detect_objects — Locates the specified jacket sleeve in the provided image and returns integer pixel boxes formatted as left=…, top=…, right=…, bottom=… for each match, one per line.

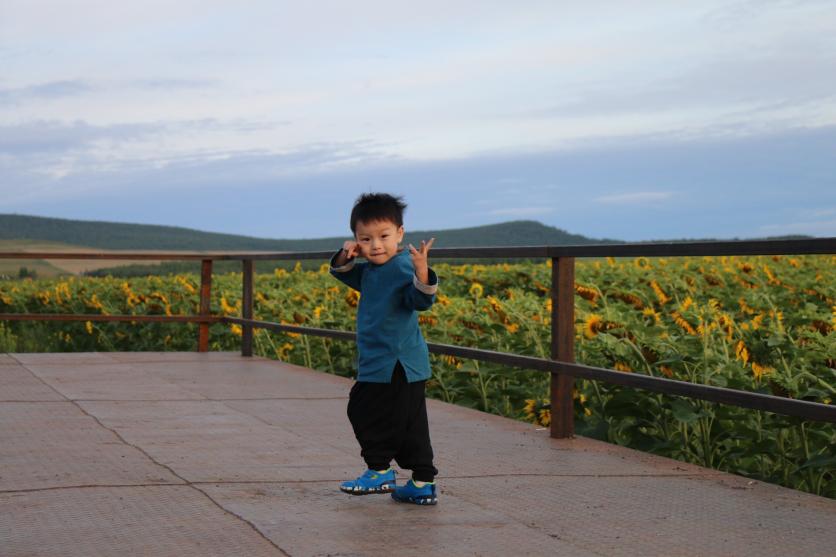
left=329, top=250, right=364, bottom=292
left=402, top=267, right=438, bottom=311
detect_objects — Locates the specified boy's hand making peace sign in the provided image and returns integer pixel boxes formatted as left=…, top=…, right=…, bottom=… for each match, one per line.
left=408, top=238, right=435, bottom=285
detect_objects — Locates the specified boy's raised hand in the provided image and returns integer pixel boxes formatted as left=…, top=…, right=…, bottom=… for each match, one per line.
left=337, top=241, right=359, bottom=265
left=408, top=238, right=435, bottom=284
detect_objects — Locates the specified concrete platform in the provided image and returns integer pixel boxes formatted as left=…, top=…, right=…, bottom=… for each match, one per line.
left=1, top=352, right=834, bottom=556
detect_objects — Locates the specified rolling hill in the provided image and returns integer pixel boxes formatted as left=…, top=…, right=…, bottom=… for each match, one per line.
left=0, top=213, right=811, bottom=278
left=0, top=214, right=617, bottom=251
left=0, top=214, right=620, bottom=277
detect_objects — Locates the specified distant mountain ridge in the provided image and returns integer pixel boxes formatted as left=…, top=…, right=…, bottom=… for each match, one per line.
left=0, top=214, right=618, bottom=251
left=0, top=214, right=813, bottom=255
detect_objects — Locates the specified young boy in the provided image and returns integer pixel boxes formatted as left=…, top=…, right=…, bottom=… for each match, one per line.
left=330, top=192, right=439, bottom=505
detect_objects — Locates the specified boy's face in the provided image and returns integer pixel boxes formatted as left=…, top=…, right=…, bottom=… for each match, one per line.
left=354, top=219, right=404, bottom=265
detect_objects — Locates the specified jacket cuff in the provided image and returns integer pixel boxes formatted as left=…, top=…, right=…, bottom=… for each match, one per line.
left=413, top=268, right=438, bottom=295
left=330, top=250, right=356, bottom=273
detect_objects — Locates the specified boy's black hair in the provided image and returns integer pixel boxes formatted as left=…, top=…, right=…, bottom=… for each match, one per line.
left=350, top=193, right=407, bottom=233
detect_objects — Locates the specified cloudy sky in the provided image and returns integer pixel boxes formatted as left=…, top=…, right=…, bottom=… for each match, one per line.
left=1, top=0, right=835, bottom=242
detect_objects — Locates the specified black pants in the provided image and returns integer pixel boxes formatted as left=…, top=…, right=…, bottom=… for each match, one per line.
left=347, top=361, right=438, bottom=482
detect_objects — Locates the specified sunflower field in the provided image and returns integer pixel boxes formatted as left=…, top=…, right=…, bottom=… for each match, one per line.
left=1, top=254, right=834, bottom=497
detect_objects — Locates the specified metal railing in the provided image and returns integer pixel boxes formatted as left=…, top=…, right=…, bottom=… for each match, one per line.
left=2, top=237, right=835, bottom=437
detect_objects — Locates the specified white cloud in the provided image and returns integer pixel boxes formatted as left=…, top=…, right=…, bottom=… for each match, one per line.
left=594, top=191, right=674, bottom=204
left=3, top=0, right=834, bottom=162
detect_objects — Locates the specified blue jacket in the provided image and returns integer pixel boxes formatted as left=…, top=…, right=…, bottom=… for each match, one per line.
left=330, top=249, right=438, bottom=382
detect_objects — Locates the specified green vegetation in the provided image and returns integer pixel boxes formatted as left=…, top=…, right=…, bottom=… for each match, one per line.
left=0, top=214, right=617, bottom=251
left=0, top=215, right=622, bottom=277
left=0, top=214, right=813, bottom=280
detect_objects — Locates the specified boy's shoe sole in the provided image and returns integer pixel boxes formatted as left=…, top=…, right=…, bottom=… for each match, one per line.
left=391, top=492, right=438, bottom=505
left=339, top=483, right=395, bottom=495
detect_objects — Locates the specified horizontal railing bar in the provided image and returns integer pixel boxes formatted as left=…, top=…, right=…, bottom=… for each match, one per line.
left=223, top=318, right=836, bottom=423
left=250, top=251, right=341, bottom=261
left=428, top=238, right=835, bottom=259
left=0, top=251, right=299, bottom=261
left=547, top=238, right=835, bottom=258
left=0, top=237, right=832, bottom=261
left=554, top=362, right=833, bottom=421
left=223, top=317, right=356, bottom=341
left=424, top=344, right=836, bottom=423
left=0, top=313, right=222, bottom=324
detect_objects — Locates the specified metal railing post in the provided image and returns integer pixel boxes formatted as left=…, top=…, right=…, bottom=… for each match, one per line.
left=198, top=259, right=213, bottom=352
left=550, top=256, right=576, bottom=438
left=242, top=259, right=254, bottom=357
